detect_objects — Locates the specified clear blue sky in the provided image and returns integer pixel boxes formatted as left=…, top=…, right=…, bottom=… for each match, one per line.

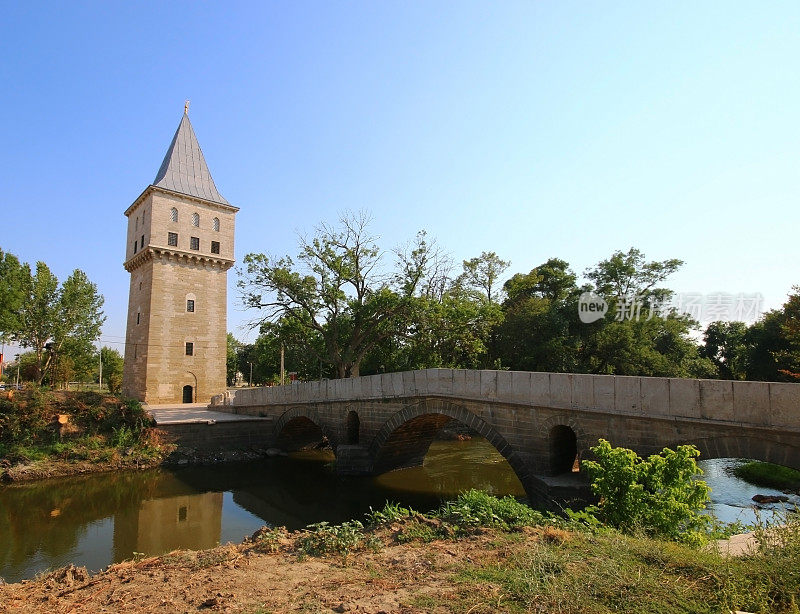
left=1, top=2, right=798, bottom=353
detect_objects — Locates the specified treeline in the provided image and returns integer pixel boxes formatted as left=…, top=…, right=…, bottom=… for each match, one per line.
left=232, top=213, right=799, bottom=384
left=0, top=248, right=122, bottom=390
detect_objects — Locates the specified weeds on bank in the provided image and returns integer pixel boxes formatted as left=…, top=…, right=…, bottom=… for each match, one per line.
left=251, top=526, right=288, bottom=553
left=365, top=501, right=414, bottom=525
left=367, top=491, right=562, bottom=544
left=0, top=390, right=166, bottom=466
left=436, top=489, right=549, bottom=532
left=296, top=520, right=381, bottom=563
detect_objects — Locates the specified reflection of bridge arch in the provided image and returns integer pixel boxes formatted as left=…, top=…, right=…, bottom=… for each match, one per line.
left=679, top=436, right=800, bottom=469
left=368, top=399, right=531, bottom=489
left=274, top=407, right=337, bottom=452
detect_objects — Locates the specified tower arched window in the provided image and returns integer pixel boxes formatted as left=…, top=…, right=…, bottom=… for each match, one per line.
left=192, top=213, right=200, bottom=227
left=170, top=207, right=178, bottom=223
left=212, top=217, right=220, bottom=232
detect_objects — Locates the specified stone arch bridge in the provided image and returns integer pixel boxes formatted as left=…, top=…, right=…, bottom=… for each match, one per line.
left=211, top=369, right=800, bottom=502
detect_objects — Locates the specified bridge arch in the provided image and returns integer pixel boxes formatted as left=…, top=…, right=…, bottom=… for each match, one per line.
left=368, top=399, right=530, bottom=489
left=677, top=435, right=800, bottom=470
left=538, top=415, right=592, bottom=476
left=274, top=406, right=337, bottom=452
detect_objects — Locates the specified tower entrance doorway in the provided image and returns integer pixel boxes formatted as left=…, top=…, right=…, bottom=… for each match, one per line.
left=182, top=385, right=193, bottom=403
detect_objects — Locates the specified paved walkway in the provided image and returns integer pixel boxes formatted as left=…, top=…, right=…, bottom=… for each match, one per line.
left=145, top=403, right=270, bottom=425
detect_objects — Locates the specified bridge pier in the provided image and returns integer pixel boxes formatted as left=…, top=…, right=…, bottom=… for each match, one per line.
left=335, top=445, right=372, bottom=475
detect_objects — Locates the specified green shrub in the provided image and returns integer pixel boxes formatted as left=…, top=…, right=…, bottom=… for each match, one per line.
left=435, top=490, right=548, bottom=531
left=0, top=394, right=50, bottom=446
left=296, top=520, right=369, bottom=562
left=366, top=501, right=414, bottom=526
left=111, top=425, right=138, bottom=449
left=253, top=526, right=288, bottom=553
left=581, top=439, right=711, bottom=544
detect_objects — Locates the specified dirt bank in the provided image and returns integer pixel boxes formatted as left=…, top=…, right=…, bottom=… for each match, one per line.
left=1, top=517, right=795, bottom=614
left=0, top=525, right=575, bottom=613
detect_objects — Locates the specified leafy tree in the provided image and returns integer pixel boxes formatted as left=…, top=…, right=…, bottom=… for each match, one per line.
left=16, top=263, right=105, bottom=385
left=100, top=346, right=124, bottom=394
left=582, top=439, right=711, bottom=544
left=53, top=336, right=97, bottom=387
left=585, top=247, right=683, bottom=304
left=239, top=212, right=437, bottom=378
left=455, top=251, right=510, bottom=304
left=0, top=248, right=29, bottom=341
left=226, top=333, right=240, bottom=386
left=580, top=249, right=715, bottom=377
left=583, top=316, right=717, bottom=378
left=701, top=321, right=748, bottom=380
left=492, top=251, right=715, bottom=378
left=741, top=286, right=800, bottom=381
left=13, top=352, right=39, bottom=383
left=364, top=287, right=503, bottom=373
left=490, top=259, right=583, bottom=372
left=777, top=286, right=800, bottom=380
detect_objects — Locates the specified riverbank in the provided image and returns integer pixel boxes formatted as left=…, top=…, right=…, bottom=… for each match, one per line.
left=2, top=498, right=798, bottom=613
left=0, top=389, right=281, bottom=484
left=0, top=444, right=278, bottom=483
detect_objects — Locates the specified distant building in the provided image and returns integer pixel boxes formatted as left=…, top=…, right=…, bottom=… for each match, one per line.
left=122, top=110, right=238, bottom=404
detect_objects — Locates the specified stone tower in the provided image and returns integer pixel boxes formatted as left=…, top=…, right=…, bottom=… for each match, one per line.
left=122, top=111, right=238, bottom=404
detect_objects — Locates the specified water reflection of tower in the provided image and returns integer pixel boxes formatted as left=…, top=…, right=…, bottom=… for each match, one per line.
left=112, top=492, right=223, bottom=560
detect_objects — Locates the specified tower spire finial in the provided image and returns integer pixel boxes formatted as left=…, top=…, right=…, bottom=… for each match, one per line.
left=184, top=100, right=190, bottom=114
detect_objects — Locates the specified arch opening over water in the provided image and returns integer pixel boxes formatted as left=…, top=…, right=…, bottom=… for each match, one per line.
left=275, top=416, right=326, bottom=452
left=549, top=425, right=578, bottom=475
left=369, top=400, right=531, bottom=497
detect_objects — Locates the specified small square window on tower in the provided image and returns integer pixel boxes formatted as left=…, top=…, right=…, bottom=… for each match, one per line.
left=168, top=232, right=178, bottom=246
left=190, top=236, right=200, bottom=250
left=185, top=342, right=194, bottom=356
left=211, top=241, right=220, bottom=254
left=187, top=299, right=195, bottom=312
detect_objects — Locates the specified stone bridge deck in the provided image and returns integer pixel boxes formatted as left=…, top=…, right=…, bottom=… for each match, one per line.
left=211, top=369, right=800, bottom=503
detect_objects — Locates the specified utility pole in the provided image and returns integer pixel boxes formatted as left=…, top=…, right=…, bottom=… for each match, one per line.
left=248, top=361, right=253, bottom=387
left=14, top=354, right=19, bottom=388
left=280, top=343, right=285, bottom=386
left=98, top=347, right=103, bottom=392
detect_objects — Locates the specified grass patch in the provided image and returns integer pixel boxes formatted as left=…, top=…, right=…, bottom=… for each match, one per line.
left=734, top=461, right=800, bottom=490
left=443, top=528, right=800, bottom=613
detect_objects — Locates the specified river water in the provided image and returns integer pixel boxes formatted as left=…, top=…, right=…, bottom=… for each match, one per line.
left=0, top=441, right=794, bottom=583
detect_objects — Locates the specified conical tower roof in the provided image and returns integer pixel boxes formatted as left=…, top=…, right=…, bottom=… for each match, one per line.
left=152, top=113, right=230, bottom=206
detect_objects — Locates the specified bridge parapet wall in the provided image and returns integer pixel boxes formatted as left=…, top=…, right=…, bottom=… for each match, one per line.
left=226, top=369, right=800, bottom=430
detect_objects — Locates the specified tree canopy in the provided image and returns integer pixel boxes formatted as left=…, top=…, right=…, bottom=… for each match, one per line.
left=236, top=220, right=796, bottom=384
left=239, top=212, right=452, bottom=378
left=0, top=249, right=106, bottom=386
